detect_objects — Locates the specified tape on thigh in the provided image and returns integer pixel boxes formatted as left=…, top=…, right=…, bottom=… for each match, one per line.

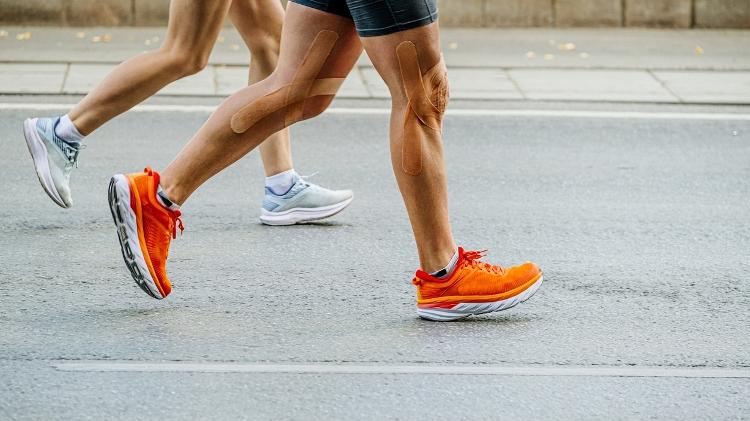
left=230, top=30, right=344, bottom=134
left=396, top=41, right=449, bottom=176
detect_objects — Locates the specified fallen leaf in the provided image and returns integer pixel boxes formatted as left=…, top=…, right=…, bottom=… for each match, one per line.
left=579, top=52, right=590, bottom=59
left=544, top=53, right=555, bottom=60
left=695, top=46, right=704, bottom=55
left=91, top=36, right=101, bottom=43
left=16, top=32, right=32, bottom=41
left=229, top=43, right=240, bottom=51
left=144, top=39, right=152, bottom=46
left=75, top=31, right=86, bottom=39
left=526, top=51, right=536, bottom=59
left=0, top=30, right=8, bottom=37
left=558, top=42, right=576, bottom=51
left=102, top=34, right=112, bottom=43
left=448, top=42, right=458, bottom=50
left=217, top=36, right=225, bottom=43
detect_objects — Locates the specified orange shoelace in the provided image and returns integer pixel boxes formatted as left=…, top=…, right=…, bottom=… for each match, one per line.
left=462, top=249, right=505, bottom=275
left=143, top=167, right=185, bottom=239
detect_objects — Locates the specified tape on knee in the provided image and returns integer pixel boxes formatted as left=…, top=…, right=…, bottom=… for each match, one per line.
left=396, top=41, right=449, bottom=176
left=230, top=30, right=344, bottom=134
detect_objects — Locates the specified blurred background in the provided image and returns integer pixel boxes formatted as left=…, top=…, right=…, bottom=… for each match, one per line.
left=0, top=0, right=748, bottom=28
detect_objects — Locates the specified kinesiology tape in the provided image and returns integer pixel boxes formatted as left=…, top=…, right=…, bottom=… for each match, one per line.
left=230, top=30, right=344, bottom=134
left=396, top=41, right=449, bottom=176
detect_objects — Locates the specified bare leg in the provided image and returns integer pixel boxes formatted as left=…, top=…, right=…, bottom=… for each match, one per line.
left=160, top=4, right=362, bottom=202
left=67, top=0, right=232, bottom=134
left=229, top=0, right=294, bottom=176
left=360, top=24, right=456, bottom=273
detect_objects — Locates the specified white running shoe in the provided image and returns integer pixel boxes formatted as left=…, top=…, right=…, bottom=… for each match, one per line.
left=23, top=117, right=81, bottom=208
left=260, top=175, right=353, bottom=226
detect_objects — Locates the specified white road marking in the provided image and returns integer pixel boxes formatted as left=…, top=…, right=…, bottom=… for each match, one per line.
left=1, top=102, right=750, bottom=120
left=52, top=361, right=750, bottom=378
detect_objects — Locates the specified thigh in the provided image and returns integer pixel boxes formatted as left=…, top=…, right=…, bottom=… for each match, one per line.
left=346, top=0, right=437, bottom=37
left=162, top=0, right=233, bottom=53
left=274, top=2, right=361, bottom=82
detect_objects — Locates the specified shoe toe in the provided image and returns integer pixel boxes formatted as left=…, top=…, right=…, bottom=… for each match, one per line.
left=508, top=261, right=541, bottom=282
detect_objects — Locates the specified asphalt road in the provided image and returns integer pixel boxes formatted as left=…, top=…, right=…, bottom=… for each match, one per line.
left=1, top=97, right=749, bottom=420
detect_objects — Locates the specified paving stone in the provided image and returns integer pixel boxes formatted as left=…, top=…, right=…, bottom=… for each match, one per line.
left=555, top=0, right=623, bottom=27
left=653, top=70, right=750, bottom=103
left=0, top=63, right=66, bottom=94
left=485, top=0, right=553, bottom=27
left=66, top=0, right=131, bottom=26
left=215, top=65, right=248, bottom=96
left=134, top=0, right=169, bottom=26
left=0, top=0, right=64, bottom=25
left=625, top=0, right=691, bottom=28
left=694, top=0, right=750, bottom=28
left=448, top=68, right=523, bottom=99
left=437, top=0, right=483, bottom=27
left=508, top=68, right=677, bottom=102
left=63, top=63, right=111, bottom=94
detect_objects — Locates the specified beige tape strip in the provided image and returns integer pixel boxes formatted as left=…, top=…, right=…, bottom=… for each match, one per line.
left=396, top=41, right=446, bottom=176
left=230, top=30, right=342, bottom=134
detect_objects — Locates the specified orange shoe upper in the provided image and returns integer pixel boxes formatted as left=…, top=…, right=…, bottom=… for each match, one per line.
left=127, top=167, right=183, bottom=298
left=412, top=247, right=541, bottom=304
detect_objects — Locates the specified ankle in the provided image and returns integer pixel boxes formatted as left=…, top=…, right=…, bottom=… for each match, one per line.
left=420, top=245, right=458, bottom=274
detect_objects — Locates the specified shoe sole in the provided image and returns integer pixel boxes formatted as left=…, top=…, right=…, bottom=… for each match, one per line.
left=108, top=175, right=164, bottom=299
left=416, top=273, right=544, bottom=321
left=23, top=118, right=68, bottom=208
left=259, top=196, right=353, bottom=226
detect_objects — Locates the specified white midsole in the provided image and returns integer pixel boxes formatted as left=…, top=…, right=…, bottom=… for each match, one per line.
left=23, top=118, right=65, bottom=207
left=259, top=196, right=353, bottom=225
left=416, top=275, right=544, bottom=321
left=111, top=174, right=162, bottom=298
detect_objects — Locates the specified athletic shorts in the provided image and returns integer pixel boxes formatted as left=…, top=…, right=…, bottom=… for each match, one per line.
left=289, top=0, right=438, bottom=37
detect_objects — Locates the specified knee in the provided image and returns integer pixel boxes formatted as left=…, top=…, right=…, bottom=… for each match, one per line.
left=301, top=95, right=334, bottom=121
left=163, top=48, right=210, bottom=77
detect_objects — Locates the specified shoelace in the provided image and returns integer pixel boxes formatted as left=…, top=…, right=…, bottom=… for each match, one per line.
left=62, top=143, right=84, bottom=169
left=463, top=249, right=505, bottom=275
left=143, top=166, right=185, bottom=239
left=170, top=210, right=185, bottom=239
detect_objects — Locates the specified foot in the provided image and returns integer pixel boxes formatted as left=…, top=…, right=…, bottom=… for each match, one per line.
left=412, top=247, right=543, bottom=321
left=108, top=167, right=183, bottom=299
left=260, top=175, right=353, bottom=226
left=22, top=117, right=82, bottom=208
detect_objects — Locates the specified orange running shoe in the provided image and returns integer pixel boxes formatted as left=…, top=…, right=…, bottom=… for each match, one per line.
left=108, top=167, right=183, bottom=299
left=412, top=247, right=543, bottom=321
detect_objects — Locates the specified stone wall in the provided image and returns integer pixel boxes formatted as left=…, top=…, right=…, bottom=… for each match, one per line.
left=0, top=0, right=748, bottom=28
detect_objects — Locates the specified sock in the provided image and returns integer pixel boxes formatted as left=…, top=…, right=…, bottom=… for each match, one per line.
left=54, top=114, right=84, bottom=145
left=156, top=185, right=180, bottom=211
left=430, top=250, right=459, bottom=279
left=265, top=169, right=298, bottom=195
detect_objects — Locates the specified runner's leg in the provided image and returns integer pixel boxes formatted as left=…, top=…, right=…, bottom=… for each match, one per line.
left=159, top=4, right=362, bottom=204
left=68, top=0, right=232, bottom=134
left=359, top=24, right=455, bottom=273
left=228, top=0, right=293, bottom=177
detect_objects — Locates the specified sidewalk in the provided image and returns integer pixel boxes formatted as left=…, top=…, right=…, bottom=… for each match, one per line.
left=1, top=27, right=749, bottom=103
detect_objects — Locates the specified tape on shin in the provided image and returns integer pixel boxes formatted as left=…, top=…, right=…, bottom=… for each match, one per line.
left=230, top=30, right=344, bottom=134
left=396, top=41, right=449, bottom=176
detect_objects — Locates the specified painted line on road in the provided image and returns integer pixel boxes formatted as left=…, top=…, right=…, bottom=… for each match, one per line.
left=52, top=361, right=750, bottom=378
left=2, top=102, right=750, bottom=120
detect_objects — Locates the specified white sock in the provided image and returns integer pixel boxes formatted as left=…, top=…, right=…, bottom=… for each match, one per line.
left=265, top=169, right=298, bottom=195
left=156, top=185, right=180, bottom=211
left=54, top=114, right=85, bottom=145
left=430, top=250, right=459, bottom=279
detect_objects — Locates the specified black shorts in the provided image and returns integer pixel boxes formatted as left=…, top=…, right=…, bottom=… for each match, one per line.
left=289, top=0, right=438, bottom=37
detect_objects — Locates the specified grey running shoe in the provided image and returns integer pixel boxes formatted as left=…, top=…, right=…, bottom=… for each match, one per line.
left=260, top=175, right=353, bottom=226
left=23, top=117, right=81, bottom=208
